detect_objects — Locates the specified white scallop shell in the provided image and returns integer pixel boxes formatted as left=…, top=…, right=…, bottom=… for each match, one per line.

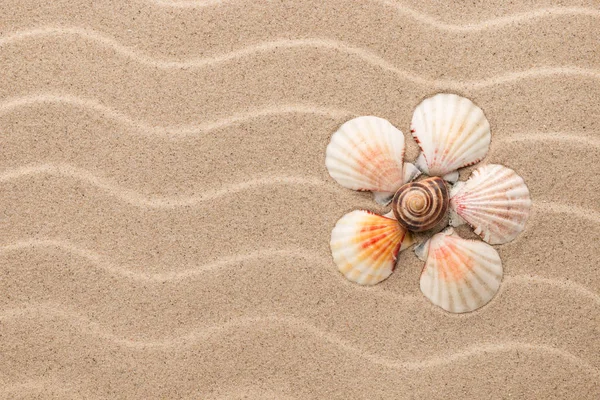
left=326, top=116, right=406, bottom=205
left=450, top=164, right=531, bottom=244
left=419, top=228, right=502, bottom=313
left=411, top=93, right=491, bottom=178
left=330, top=210, right=413, bottom=285
left=402, top=162, right=422, bottom=184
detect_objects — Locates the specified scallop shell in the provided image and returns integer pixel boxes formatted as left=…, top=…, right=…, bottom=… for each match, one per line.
left=326, top=116, right=406, bottom=205
left=419, top=228, right=503, bottom=313
left=402, top=162, right=422, bottom=184
left=411, top=94, right=491, bottom=178
left=392, top=177, right=449, bottom=232
left=450, top=164, right=531, bottom=244
left=330, top=210, right=414, bottom=285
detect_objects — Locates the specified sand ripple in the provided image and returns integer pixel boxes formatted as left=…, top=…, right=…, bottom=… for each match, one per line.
left=1, top=303, right=598, bottom=378
left=2, top=28, right=600, bottom=89
left=2, top=239, right=598, bottom=309
left=1, top=0, right=599, bottom=397
left=153, top=0, right=600, bottom=33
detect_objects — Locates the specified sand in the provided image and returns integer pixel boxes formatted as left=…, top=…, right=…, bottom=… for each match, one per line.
left=0, top=0, right=599, bottom=398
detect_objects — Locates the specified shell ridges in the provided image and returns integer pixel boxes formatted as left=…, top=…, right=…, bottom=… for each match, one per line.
left=330, top=210, right=413, bottom=285
left=326, top=116, right=405, bottom=204
left=411, top=94, right=491, bottom=177
left=419, top=228, right=503, bottom=313
left=450, top=164, right=532, bottom=244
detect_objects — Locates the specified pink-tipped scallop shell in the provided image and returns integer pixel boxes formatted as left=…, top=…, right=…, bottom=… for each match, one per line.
left=330, top=210, right=414, bottom=285
left=449, top=164, right=532, bottom=245
left=419, top=228, right=503, bottom=313
left=411, top=94, right=491, bottom=179
left=326, top=116, right=408, bottom=205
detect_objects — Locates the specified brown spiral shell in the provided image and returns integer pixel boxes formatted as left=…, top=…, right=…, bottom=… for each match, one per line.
left=392, top=177, right=449, bottom=232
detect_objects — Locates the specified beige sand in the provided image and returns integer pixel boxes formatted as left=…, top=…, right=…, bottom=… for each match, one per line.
left=0, top=0, right=599, bottom=398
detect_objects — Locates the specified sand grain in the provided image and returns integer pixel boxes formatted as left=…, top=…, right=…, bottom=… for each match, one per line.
left=1, top=0, right=599, bottom=398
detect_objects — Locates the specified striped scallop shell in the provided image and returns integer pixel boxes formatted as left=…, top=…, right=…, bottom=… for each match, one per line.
left=326, top=116, right=407, bottom=205
left=330, top=210, right=413, bottom=285
left=419, top=228, right=503, bottom=313
left=392, top=177, right=449, bottom=232
left=411, top=94, right=491, bottom=178
left=450, top=164, right=531, bottom=244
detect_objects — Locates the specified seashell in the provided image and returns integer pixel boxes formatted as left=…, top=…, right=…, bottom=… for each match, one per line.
left=402, top=162, right=422, bottom=184
left=413, top=237, right=430, bottom=262
left=374, top=162, right=422, bottom=204
left=392, top=177, right=449, bottom=232
left=450, top=164, right=532, bottom=244
left=330, top=210, right=414, bottom=285
left=419, top=228, right=503, bottom=313
left=411, top=93, right=491, bottom=178
left=326, top=116, right=406, bottom=205
left=448, top=181, right=467, bottom=227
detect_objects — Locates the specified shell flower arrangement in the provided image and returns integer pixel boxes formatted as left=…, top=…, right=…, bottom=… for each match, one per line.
left=326, top=94, right=532, bottom=313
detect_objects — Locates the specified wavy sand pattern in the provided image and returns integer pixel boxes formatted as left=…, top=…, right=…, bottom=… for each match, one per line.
left=0, top=0, right=599, bottom=398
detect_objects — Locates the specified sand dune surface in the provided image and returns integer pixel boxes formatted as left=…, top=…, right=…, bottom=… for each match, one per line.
left=1, top=0, right=599, bottom=398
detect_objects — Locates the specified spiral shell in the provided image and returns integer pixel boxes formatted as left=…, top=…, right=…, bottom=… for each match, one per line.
left=392, top=177, right=449, bottom=232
